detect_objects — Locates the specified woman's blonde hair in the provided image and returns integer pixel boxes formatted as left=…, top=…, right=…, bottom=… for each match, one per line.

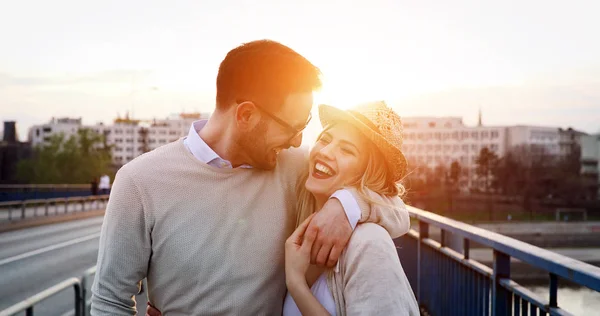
left=295, top=125, right=406, bottom=227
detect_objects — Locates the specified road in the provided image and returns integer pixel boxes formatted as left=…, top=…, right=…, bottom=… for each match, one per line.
left=0, top=216, right=147, bottom=316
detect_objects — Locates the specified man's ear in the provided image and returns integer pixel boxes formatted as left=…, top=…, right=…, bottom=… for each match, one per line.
left=235, top=101, right=260, bottom=132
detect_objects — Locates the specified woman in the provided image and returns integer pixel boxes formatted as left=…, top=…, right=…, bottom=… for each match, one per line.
left=282, top=101, right=419, bottom=315
left=146, top=101, right=418, bottom=315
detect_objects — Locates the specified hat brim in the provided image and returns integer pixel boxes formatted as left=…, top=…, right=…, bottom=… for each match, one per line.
left=318, top=104, right=408, bottom=182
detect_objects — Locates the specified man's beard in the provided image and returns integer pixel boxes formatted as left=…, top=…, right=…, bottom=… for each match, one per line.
left=236, top=119, right=277, bottom=170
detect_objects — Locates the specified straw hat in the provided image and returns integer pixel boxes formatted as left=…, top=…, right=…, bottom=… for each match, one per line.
left=318, top=101, right=407, bottom=182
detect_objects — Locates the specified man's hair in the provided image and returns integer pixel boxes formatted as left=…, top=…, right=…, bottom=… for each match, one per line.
left=216, top=39, right=322, bottom=111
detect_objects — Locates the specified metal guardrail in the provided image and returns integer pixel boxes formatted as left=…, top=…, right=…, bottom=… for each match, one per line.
left=0, top=184, right=91, bottom=190
left=0, top=195, right=109, bottom=222
left=0, top=267, right=97, bottom=316
left=0, top=184, right=102, bottom=203
left=397, top=206, right=600, bottom=316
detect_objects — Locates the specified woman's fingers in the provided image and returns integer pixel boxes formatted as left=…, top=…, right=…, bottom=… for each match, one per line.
left=301, top=221, right=318, bottom=253
left=288, top=213, right=315, bottom=245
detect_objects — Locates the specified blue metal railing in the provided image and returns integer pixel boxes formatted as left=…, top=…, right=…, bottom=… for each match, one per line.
left=396, top=206, right=600, bottom=316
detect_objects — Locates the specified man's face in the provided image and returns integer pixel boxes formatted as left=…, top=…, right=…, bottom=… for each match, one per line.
left=239, top=92, right=313, bottom=169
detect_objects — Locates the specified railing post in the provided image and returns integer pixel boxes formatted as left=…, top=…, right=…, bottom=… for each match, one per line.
left=45, top=200, right=49, bottom=216
left=65, top=198, right=69, bottom=213
left=492, top=250, right=511, bottom=316
left=26, top=306, right=33, bottom=316
left=549, top=273, right=558, bottom=308
left=21, top=201, right=26, bottom=219
left=418, top=220, right=429, bottom=303
left=74, top=282, right=83, bottom=316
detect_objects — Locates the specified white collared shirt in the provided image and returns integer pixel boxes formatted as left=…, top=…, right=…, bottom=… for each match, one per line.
left=182, top=120, right=361, bottom=228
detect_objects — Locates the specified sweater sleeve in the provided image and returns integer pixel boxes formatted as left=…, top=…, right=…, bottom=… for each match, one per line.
left=91, top=167, right=152, bottom=315
left=342, top=224, right=419, bottom=316
left=347, top=188, right=411, bottom=239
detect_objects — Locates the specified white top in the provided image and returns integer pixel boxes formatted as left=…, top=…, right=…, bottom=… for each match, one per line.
left=282, top=273, right=336, bottom=316
left=98, top=175, right=110, bottom=189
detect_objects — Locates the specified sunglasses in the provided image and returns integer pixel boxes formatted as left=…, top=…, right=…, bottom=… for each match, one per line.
left=238, top=100, right=312, bottom=140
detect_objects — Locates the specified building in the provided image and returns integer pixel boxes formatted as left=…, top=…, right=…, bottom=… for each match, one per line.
left=29, top=117, right=82, bottom=147
left=400, top=114, right=591, bottom=191
left=401, top=116, right=507, bottom=188
left=580, top=134, right=600, bottom=199
left=29, top=112, right=210, bottom=166
left=0, top=121, right=32, bottom=183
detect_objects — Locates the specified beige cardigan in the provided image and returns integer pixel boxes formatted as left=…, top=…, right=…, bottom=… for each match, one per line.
left=327, top=195, right=420, bottom=316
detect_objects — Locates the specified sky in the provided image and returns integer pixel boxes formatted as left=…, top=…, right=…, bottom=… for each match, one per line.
left=1, top=0, right=599, bottom=142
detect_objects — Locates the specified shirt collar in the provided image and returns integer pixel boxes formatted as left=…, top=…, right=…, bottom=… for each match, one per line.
left=185, top=120, right=253, bottom=169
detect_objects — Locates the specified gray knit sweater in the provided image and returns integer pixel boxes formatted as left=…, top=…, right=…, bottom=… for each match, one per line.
left=91, top=139, right=408, bottom=315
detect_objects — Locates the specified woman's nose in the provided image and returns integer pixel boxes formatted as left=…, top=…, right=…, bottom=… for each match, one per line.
left=319, top=143, right=335, bottom=159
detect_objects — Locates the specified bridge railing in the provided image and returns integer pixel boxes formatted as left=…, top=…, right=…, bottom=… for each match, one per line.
left=2, top=205, right=600, bottom=315
left=0, top=195, right=109, bottom=223
left=397, top=206, right=600, bottom=316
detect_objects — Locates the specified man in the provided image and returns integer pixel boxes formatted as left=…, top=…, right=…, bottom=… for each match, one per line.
left=91, top=40, right=409, bottom=315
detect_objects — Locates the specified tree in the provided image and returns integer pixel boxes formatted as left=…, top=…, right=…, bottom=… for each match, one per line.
left=475, top=147, right=499, bottom=193
left=449, top=161, right=462, bottom=187
left=16, top=129, right=113, bottom=184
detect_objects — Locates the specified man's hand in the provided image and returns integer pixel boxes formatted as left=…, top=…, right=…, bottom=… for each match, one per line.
left=307, top=198, right=352, bottom=267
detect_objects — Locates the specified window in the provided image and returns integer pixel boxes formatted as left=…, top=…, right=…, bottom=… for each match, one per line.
left=149, top=139, right=157, bottom=143
left=126, top=130, right=133, bottom=134
left=443, top=133, right=449, bottom=140
left=126, top=138, right=133, bottom=143
left=115, top=129, right=123, bottom=134
left=443, top=145, right=451, bottom=152
left=434, top=144, right=441, bottom=151
left=482, top=131, right=489, bottom=138
left=491, top=144, right=498, bottom=151
left=169, top=130, right=177, bottom=135
left=36, top=129, right=40, bottom=137
left=491, top=131, right=499, bottom=138
left=114, top=146, right=123, bottom=152
left=126, top=156, right=133, bottom=160
left=434, top=132, right=441, bottom=140
left=159, top=130, right=167, bottom=135
left=444, top=122, right=452, bottom=128
left=471, top=144, right=478, bottom=151
left=43, top=127, right=52, bottom=133
left=115, top=138, right=123, bottom=143
left=452, top=131, right=458, bottom=140
left=453, top=145, right=459, bottom=152
left=126, top=147, right=133, bottom=152
left=471, top=131, right=478, bottom=139
left=461, top=131, right=469, bottom=140
left=428, top=122, right=436, bottom=128
left=462, top=145, right=468, bottom=152
left=159, top=139, right=167, bottom=144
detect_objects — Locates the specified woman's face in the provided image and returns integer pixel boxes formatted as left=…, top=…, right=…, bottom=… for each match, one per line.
left=305, top=123, right=370, bottom=198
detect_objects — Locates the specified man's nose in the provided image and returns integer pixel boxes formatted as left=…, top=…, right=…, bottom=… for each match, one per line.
left=289, top=132, right=303, bottom=148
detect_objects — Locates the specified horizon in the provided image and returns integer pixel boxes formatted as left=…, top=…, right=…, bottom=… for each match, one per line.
left=2, top=0, right=600, bottom=140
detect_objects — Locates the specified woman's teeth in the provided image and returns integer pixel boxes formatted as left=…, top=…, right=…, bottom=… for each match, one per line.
left=315, top=162, right=334, bottom=176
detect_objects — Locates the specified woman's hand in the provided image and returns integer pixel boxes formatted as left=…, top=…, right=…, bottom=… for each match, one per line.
left=285, top=213, right=317, bottom=287
left=146, top=302, right=162, bottom=316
